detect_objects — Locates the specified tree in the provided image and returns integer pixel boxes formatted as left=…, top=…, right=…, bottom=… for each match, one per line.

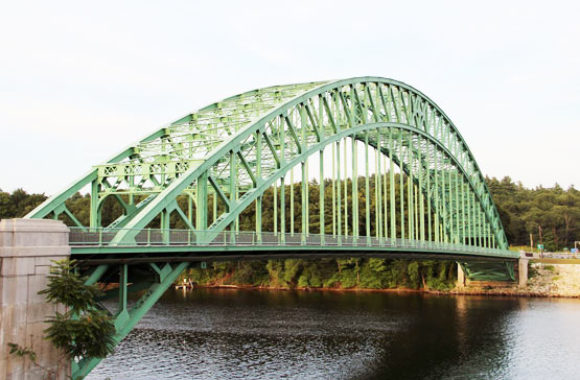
left=0, top=188, right=47, bottom=219
left=39, top=260, right=116, bottom=360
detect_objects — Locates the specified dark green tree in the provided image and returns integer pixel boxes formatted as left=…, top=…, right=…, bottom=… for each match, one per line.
left=39, top=260, right=115, bottom=359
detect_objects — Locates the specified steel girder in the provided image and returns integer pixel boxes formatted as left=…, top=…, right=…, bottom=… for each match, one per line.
left=26, top=77, right=510, bottom=253
left=70, top=262, right=189, bottom=379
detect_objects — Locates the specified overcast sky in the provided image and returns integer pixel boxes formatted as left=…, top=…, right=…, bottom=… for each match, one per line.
left=1, top=0, right=578, bottom=195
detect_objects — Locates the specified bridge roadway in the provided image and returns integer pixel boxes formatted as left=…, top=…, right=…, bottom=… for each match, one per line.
left=69, top=227, right=518, bottom=265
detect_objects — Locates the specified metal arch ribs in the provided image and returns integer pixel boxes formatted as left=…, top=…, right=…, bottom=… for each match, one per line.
left=194, top=123, right=505, bottom=247
left=106, top=78, right=508, bottom=249
left=25, top=76, right=509, bottom=250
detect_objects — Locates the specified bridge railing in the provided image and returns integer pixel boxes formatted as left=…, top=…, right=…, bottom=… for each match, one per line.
left=68, top=227, right=509, bottom=256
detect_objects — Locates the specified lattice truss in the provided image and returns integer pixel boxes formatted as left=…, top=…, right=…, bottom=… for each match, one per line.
left=94, top=82, right=323, bottom=194
left=27, top=77, right=508, bottom=249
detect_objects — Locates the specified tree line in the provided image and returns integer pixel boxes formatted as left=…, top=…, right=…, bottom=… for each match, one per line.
left=486, top=177, right=580, bottom=251
left=2, top=176, right=577, bottom=251
left=1, top=176, right=578, bottom=290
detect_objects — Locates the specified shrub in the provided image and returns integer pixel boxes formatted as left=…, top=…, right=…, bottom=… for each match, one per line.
left=39, top=260, right=115, bottom=360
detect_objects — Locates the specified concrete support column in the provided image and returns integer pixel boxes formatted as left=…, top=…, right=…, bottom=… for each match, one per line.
left=457, top=262, right=465, bottom=288
left=518, top=258, right=529, bottom=288
left=0, top=219, right=71, bottom=380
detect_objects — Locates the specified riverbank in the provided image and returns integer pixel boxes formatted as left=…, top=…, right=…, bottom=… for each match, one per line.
left=177, top=262, right=580, bottom=298
left=453, top=262, right=580, bottom=298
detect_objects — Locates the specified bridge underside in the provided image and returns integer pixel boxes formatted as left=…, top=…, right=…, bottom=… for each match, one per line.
left=72, top=248, right=517, bottom=265
left=69, top=238, right=516, bottom=378
left=72, top=249, right=514, bottom=377
left=71, top=244, right=517, bottom=266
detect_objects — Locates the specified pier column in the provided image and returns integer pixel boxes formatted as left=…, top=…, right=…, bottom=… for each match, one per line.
left=518, top=258, right=529, bottom=288
left=456, top=263, right=465, bottom=288
left=0, top=219, right=71, bottom=379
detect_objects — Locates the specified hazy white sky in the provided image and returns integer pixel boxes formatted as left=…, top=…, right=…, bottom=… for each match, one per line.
left=1, top=0, right=579, bottom=194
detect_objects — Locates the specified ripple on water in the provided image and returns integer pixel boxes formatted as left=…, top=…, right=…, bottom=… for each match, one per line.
left=88, top=328, right=383, bottom=380
left=87, top=290, right=580, bottom=380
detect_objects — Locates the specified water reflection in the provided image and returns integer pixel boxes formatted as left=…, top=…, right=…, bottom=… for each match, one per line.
left=88, top=289, right=580, bottom=380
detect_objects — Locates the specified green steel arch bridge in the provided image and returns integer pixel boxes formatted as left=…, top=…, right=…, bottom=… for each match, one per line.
left=26, top=76, right=518, bottom=378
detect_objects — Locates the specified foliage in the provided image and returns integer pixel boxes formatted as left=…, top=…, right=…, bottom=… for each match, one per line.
left=40, top=260, right=116, bottom=360
left=7, top=342, right=37, bottom=362
left=6, top=342, right=57, bottom=379
left=179, top=258, right=457, bottom=291
left=486, top=177, right=580, bottom=251
left=0, top=188, right=47, bottom=219
left=38, top=259, right=102, bottom=314
left=528, top=262, right=539, bottom=278
left=44, top=310, right=116, bottom=359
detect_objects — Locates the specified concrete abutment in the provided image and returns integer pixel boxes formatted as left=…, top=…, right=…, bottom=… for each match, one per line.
left=0, top=219, right=70, bottom=380
left=518, top=257, right=529, bottom=288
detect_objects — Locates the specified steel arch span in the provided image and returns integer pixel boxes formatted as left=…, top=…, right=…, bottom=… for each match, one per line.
left=26, top=77, right=519, bottom=378
left=28, top=76, right=511, bottom=254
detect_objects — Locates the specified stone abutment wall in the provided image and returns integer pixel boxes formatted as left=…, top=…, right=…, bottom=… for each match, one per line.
left=0, top=219, right=70, bottom=380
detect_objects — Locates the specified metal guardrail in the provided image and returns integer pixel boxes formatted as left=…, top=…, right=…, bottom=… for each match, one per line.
left=68, top=227, right=510, bottom=256
left=538, top=252, right=580, bottom=260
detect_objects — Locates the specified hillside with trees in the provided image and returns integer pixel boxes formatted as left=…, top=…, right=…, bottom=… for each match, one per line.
left=486, top=177, right=580, bottom=251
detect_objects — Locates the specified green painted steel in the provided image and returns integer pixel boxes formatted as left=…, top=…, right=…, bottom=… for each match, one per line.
left=67, top=227, right=512, bottom=258
left=26, top=77, right=510, bottom=254
left=25, top=77, right=518, bottom=378
left=71, top=262, right=189, bottom=379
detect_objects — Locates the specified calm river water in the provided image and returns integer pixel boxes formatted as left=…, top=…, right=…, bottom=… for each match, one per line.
left=88, top=288, right=580, bottom=380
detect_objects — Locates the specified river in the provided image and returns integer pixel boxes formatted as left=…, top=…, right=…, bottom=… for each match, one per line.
left=87, top=288, right=580, bottom=379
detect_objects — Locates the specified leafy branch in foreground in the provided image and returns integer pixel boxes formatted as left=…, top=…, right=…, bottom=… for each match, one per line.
left=39, top=259, right=116, bottom=360
left=8, top=342, right=37, bottom=362
left=7, top=342, right=59, bottom=379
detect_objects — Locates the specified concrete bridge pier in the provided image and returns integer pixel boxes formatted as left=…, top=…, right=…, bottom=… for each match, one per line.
left=518, top=257, right=529, bottom=288
left=0, top=219, right=70, bottom=380
left=457, top=263, right=466, bottom=288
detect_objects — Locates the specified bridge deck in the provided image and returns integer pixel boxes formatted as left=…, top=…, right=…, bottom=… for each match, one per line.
left=69, top=228, right=518, bottom=264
